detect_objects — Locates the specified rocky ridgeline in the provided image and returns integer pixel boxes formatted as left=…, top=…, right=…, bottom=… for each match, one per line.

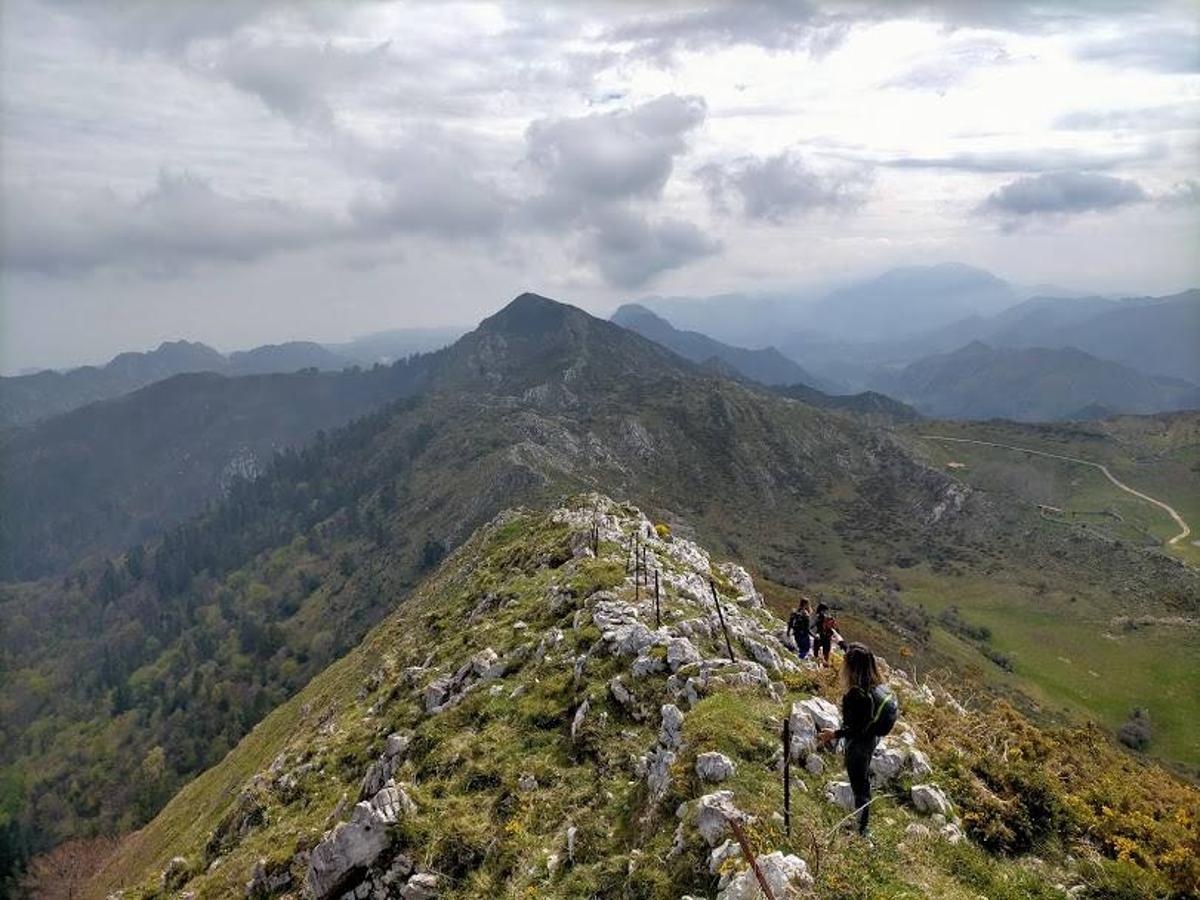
left=155, top=495, right=972, bottom=900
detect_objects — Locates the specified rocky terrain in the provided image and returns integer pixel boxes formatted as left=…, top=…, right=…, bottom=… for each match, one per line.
left=92, top=496, right=1200, bottom=899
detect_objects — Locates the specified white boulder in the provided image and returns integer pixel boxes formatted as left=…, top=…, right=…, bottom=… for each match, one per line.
left=667, top=637, right=703, bottom=671
left=869, top=747, right=906, bottom=784
left=717, top=851, right=812, bottom=900
left=695, top=791, right=752, bottom=847
left=795, top=697, right=841, bottom=732
left=908, top=748, right=933, bottom=780
left=307, top=802, right=391, bottom=899
left=400, top=872, right=439, bottom=899
left=695, top=752, right=736, bottom=783
left=646, top=747, right=676, bottom=803
left=659, top=704, right=685, bottom=750
left=911, top=784, right=952, bottom=817
left=824, top=781, right=857, bottom=811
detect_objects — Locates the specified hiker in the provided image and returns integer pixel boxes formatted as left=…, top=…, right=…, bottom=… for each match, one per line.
left=812, top=603, right=837, bottom=665
left=787, top=598, right=812, bottom=659
left=817, top=642, right=898, bottom=839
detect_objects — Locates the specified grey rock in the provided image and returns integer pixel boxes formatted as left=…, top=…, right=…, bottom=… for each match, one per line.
left=385, top=733, right=411, bottom=758
left=717, top=851, right=811, bottom=900
left=695, top=791, right=752, bottom=847
left=869, top=747, right=906, bottom=784
left=566, top=824, right=579, bottom=863
left=571, top=699, right=590, bottom=741
left=162, top=857, right=190, bottom=892
left=911, top=784, right=952, bottom=817
left=424, top=675, right=453, bottom=713
left=609, top=677, right=634, bottom=708
left=824, top=780, right=857, bottom=811
left=369, top=783, right=415, bottom=823
left=659, top=703, right=685, bottom=749
left=708, top=839, right=742, bottom=874
left=940, top=822, right=964, bottom=844
left=631, top=651, right=666, bottom=678
left=695, top=752, right=736, bottom=783
left=245, top=857, right=292, bottom=897
left=805, top=753, right=825, bottom=776
left=400, top=872, right=439, bottom=899
left=741, top=637, right=783, bottom=673
left=908, top=748, right=933, bottom=780
left=646, top=747, right=676, bottom=803
left=667, top=637, right=703, bottom=671
left=307, top=802, right=391, bottom=899
left=794, top=697, right=841, bottom=732
left=788, top=703, right=819, bottom=759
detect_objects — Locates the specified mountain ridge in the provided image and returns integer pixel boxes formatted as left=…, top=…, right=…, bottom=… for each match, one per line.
left=611, top=302, right=839, bottom=392
left=88, top=495, right=1200, bottom=900
left=873, top=341, right=1200, bottom=421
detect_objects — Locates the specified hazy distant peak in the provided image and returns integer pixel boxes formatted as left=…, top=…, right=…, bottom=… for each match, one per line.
left=479, top=292, right=582, bottom=335
left=610, top=302, right=663, bottom=323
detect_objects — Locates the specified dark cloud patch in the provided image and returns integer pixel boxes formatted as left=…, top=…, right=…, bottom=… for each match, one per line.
left=603, top=0, right=1171, bottom=60
left=41, top=0, right=284, bottom=52
left=878, top=143, right=1165, bottom=173
left=699, top=152, right=871, bottom=222
left=203, top=36, right=393, bottom=130
left=978, top=171, right=1147, bottom=219
left=525, top=94, right=706, bottom=206
left=582, top=208, right=720, bottom=288
left=1075, top=27, right=1200, bottom=73
left=1054, top=104, right=1198, bottom=132
left=520, top=94, right=718, bottom=287
left=3, top=171, right=342, bottom=275
left=608, top=1, right=847, bottom=60
left=881, top=38, right=1012, bottom=93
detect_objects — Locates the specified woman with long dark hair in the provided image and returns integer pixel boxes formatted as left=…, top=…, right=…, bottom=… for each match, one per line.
left=817, top=642, right=895, bottom=838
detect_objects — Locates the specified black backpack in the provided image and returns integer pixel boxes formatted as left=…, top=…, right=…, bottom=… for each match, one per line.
left=867, top=685, right=899, bottom=737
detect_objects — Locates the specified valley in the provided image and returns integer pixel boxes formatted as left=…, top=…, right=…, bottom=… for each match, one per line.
left=1, top=296, right=1197, bottom=897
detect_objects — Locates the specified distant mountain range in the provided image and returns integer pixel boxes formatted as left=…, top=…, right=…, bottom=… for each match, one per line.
left=0, top=328, right=463, bottom=427
left=872, top=341, right=1200, bottom=422
left=803, top=262, right=1019, bottom=342
left=610, top=303, right=840, bottom=391
left=632, top=267, right=1198, bottom=421
left=4, top=291, right=1197, bottom=886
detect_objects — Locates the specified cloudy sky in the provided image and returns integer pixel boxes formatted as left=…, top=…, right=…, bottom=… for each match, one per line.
left=2, top=0, right=1197, bottom=371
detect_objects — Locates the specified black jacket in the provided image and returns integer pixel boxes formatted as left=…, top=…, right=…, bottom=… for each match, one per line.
left=834, top=687, right=876, bottom=741
left=788, top=610, right=811, bottom=638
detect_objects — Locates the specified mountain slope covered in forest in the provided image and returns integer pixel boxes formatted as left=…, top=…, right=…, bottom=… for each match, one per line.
left=3, top=295, right=1196, bottom=891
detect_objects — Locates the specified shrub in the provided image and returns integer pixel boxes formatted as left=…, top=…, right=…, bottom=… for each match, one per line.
left=1117, top=708, right=1152, bottom=751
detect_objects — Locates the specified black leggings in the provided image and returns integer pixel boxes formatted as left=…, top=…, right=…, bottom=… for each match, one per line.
left=816, top=632, right=832, bottom=660
left=845, top=737, right=877, bottom=834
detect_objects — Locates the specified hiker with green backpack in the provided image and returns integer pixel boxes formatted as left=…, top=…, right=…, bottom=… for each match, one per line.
left=817, top=642, right=899, bottom=838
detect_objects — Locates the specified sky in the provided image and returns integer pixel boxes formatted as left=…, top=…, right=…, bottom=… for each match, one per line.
left=1, top=0, right=1198, bottom=372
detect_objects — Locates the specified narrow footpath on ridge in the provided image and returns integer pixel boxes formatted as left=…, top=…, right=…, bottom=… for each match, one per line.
left=922, top=435, right=1192, bottom=547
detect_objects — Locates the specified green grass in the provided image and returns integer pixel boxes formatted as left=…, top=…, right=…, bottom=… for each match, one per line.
left=898, top=566, right=1200, bottom=769
left=911, top=416, right=1200, bottom=567
left=89, top=496, right=1200, bottom=900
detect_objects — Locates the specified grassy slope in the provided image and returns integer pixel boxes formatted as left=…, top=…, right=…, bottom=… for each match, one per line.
left=889, top=414, right=1200, bottom=771
left=93, top=497, right=1200, bottom=900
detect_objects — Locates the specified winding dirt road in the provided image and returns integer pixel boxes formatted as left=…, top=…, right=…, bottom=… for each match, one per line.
left=922, top=435, right=1192, bottom=546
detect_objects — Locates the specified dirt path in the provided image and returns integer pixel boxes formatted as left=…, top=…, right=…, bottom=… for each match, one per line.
left=922, top=435, right=1192, bottom=546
